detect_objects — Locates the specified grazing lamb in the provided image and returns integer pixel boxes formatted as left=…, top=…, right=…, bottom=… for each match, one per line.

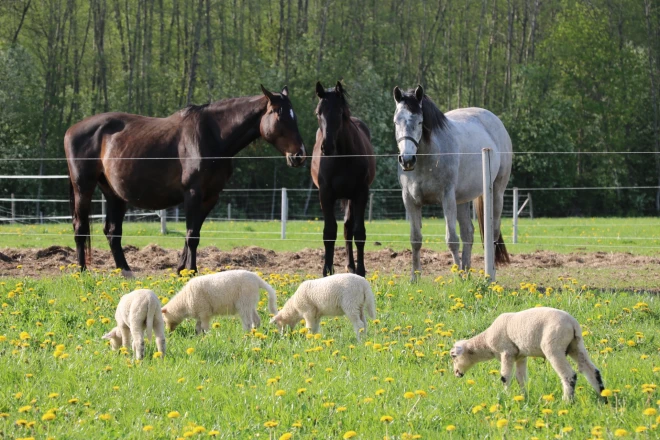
left=162, top=270, right=277, bottom=334
left=102, top=289, right=166, bottom=360
left=450, top=307, right=605, bottom=401
left=270, top=273, right=376, bottom=340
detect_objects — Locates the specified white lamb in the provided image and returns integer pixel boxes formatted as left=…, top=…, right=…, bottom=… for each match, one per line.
left=269, top=273, right=376, bottom=340
left=102, top=288, right=166, bottom=360
left=450, top=307, right=605, bottom=401
left=161, top=270, right=277, bottom=333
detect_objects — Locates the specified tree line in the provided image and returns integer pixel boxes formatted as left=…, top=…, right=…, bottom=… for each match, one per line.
left=0, top=0, right=659, bottom=218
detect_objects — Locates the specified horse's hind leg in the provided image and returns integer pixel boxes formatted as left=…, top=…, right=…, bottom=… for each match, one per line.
left=457, top=202, right=474, bottom=270
left=442, top=188, right=461, bottom=267
left=492, top=172, right=511, bottom=265
left=351, top=193, right=368, bottom=277
left=71, top=185, right=95, bottom=271
left=99, top=181, right=132, bottom=276
left=403, top=193, right=423, bottom=282
left=343, top=200, right=356, bottom=274
left=320, top=190, right=337, bottom=276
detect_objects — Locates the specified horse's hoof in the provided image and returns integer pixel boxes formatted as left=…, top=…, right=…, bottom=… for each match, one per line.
left=121, top=269, right=135, bottom=279
left=323, top=265, right=334, bottom=277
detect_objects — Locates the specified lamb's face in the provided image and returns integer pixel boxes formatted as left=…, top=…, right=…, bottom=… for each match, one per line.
left=269, top=313, right=297, bottom=333
left=161, top=308, right=180, bottom=332
left=450, top=341, right=475, bottom=377
left=102, top=328, right=122, bottom=350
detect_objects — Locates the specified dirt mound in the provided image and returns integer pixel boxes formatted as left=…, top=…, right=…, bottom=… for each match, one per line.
left=1, top=245, right=659, bottom=290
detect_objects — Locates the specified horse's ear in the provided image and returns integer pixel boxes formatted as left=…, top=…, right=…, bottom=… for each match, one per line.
left=335, top=81, right=343, bottom=96
left=393, top=86, right=403, bottom=103
left=414, top=85, right=424, bottom=103
left=260, top=84, right=275, bottom=102
left=315, top=81, right=325, bottom=98
left=281, top=85, right=289, bottom=97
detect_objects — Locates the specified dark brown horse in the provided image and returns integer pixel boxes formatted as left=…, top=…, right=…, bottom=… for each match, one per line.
left=311, top=81, right=376, bottom=277
left=65, top=85, right=306, bottom=276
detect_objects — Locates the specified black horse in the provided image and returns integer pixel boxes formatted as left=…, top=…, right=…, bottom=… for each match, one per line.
left=310, top=81, right=376, bottom=277
left=65, top=85, right=306, bottom=276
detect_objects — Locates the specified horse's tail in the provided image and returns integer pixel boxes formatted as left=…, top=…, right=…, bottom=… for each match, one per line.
left=341, top=199, right=351, bottom=223
left=474, top=195, right=510, bottom=266
left=68, top=175, right=92, bottom=266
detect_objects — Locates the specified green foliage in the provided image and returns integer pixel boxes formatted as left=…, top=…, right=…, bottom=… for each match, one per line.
left=0, top=0, right=658, bottom=216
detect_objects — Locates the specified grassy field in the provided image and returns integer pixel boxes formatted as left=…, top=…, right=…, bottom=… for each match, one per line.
left=1, top=217, right=660, bottom=255
left=1, top=268, right=659, bottom=439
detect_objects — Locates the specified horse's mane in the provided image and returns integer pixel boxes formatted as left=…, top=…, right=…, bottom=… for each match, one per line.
left=402, top=91, right=449, bottom=143
left=180, top=103, right=210, bottom=118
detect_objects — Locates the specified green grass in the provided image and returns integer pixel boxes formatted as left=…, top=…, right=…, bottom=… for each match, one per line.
left=1, top=217, right=660, bottom=255
left=1, top=270, right=659, bottom=439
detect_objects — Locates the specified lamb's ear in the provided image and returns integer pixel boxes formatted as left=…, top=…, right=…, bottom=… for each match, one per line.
left=102, top=331, right=112, bottom=340
left=161, top=307, right=167, bottom=314
left=269, top=313, right=279, bottom=325
left=451, top=345, right=464, bottom=356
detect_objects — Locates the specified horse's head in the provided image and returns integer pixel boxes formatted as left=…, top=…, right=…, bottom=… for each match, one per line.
left=393, top=85, right=424, bottom=171
left=315, top=81, right=350, bottom=156
left=259, top=85, right=306, bottom=167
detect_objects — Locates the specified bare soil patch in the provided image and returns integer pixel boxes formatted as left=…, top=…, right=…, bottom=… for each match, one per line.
left=1, top=245, right=658, bottom=291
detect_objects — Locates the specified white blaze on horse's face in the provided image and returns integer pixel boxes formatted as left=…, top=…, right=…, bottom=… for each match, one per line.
left=394, top=103, right=423, bottom=171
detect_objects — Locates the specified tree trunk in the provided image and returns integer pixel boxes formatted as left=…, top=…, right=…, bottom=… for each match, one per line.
left=186, top=0, right=204, bottom=105
left=10, top=0, right=32, bottom=45
left=645, top=0, right=660, bottom=211
left=482, top=0, right=497, bottom=106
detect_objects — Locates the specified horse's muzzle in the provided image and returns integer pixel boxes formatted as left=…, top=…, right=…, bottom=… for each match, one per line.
left=399, top=154, right=417, bottom=171
left=286, top=147, right=306, bottom=167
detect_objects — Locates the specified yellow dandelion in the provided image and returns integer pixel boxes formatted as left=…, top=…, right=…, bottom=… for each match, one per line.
left=42, top=412, right=56, bottom=421
left=186, top=347, right=195, bottom=355
left=384, top=377, right=394, bottom=383
left=208, top=430, right=220, bottom=436
left=275, top=389, right=286, bottom=397
left=167, top=411, right=181, bottom=418
left=153, top=351, right=163, bottom=359
left=48, top=393, right=59, bottom=398
left=562, top=426, right=573, bottom=433
left=601, top=389, right=613, bottom=397
left=279, top=434, right=293, bottom=440
left=513, top=395, right=524, bottom=402
left=404, top=392, right=415, bottom=399
left=375, top=389, right=385, bottom=396
left=472, top=405, right=484, bottom=414
left=496, top=419, right=508, bottom=428
left=143, top=425, right=154, bottom=432
left=343, top=431, right=357, bottom=439
left=264, top=420, right=279, bottom=428
left=68, top=398, right=79, bottom=404
left=542, top=394, right=554, bottom=402
left=643, top=408, right=658, bottom=416
left=414, top=390, right=427, bottom=397
left=18, top=406, right=32, bottom=413
left=297, top=388, right=307, bottom=395
left=614, top=429, right=627, bottom=437
left=635, top=426, right=647, bottom=433
left=446, top=425, right=456, bottom=431
left=99, top=413, right=112, bottom=421
left=380, top=415, right=394, bottom=423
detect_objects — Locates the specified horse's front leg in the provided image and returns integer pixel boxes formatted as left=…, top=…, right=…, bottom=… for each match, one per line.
left=442, top=188, right=460, bottom=267
left=457, top=202, right=475, bottom=270
left=178, top=188, right=208, bottom=275
left=320, top=191, right=337, bottom=277
left=352, top=193, right=368, bottom=277
left=403, top=194, right=423, bottom=282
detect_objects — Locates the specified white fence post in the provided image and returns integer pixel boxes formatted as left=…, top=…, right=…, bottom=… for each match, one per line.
left=512, top=187, right=519, bottom=244
left=228, top=203, right=231, bottom=220
left=482, top=148, right=495, bottom=281
left=281, top=187, right=287, bottom=239
left=160, top=209, right=167, bottom=234
left=11, top=193, right=15, bottom=224
left=368, top=192, right=374, bottom=223
left=175, top=207, right=179, bottom=222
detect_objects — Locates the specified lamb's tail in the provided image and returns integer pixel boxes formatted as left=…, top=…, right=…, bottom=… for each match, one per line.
left=145, top=299, right=156, bottom=342
left=364, top=283, right=377, bottom=319
left=259, top=277, right=278, bottom=315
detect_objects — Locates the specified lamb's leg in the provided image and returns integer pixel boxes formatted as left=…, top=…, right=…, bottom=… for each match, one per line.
left=359, top=307, right=368, bottom=334
left=515, top=358, right=528, bottom=392
left=546, top=351, right=577, bottom=401
left=500, top=353, right=516, bottom=388
left=154, top=320, right=166, bottom=358
left=303, top=312, right=319, bottom=335
left=347, top=313, right=365, bottom=342
left=130, top=329, right=145, bottom=360
left=120, top=325, right=131, bottom=349
left=196, top=317, right=211, bottom=335
left=239, top=310, right=254, bottom=331
left=252, top=310, right=262, bottom=328
left=569, top=347, right=606, bottom=400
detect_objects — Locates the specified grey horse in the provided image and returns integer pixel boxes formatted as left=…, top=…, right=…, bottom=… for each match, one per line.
left=393, top=86, right=512, bottom=281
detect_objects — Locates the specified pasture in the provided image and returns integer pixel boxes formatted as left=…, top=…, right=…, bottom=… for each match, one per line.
left=0, top=268, right=659, bottom=439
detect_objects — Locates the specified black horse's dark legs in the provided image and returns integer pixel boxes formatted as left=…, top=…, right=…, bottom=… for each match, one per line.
left=320, top=194, right=337, bottom=277
left=352, top=194, right=368, bottom=277
left=343, top=201, right=356, bottom=273
left=101, top=192, right=131, bottom=275
left=178, top=191, right=218, bottom=274
left=72, top=189, right=94, bottom=271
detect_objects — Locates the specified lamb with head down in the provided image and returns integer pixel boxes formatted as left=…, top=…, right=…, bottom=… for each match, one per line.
left=270, top=273, right=376, bottom=340
left=162, top=270, right=277, bottom=334
left=102, top=288, right=166, bottom=360
left=450, top=307, right=605, bottom=401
